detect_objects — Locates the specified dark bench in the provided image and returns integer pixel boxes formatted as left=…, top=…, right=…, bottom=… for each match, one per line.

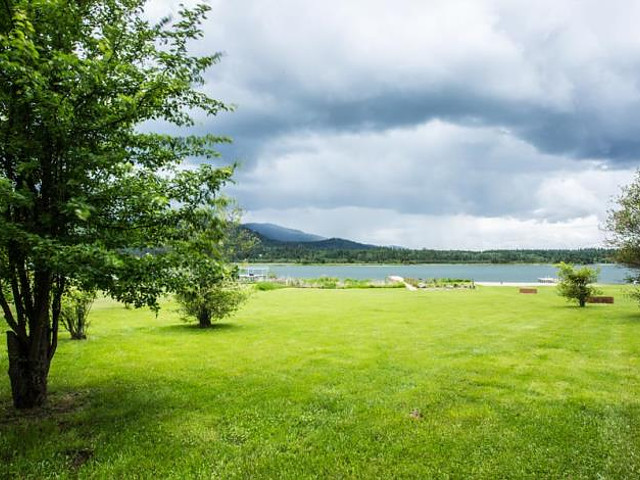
left=519, top=288, right=538, bottom=294
left=587, top=296, right=614, bottom=304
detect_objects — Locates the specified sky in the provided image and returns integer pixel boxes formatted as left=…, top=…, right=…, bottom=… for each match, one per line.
left=150, top=0, right=639, bottom=249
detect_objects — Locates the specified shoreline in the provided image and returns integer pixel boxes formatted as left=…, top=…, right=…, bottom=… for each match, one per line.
left=476, top=282, right=624, bottom=287
left=240, top=262, right=620, bottom=267
left=476, top=281, right=556, bottom=287
left=238, top=263, right=633, bottom=285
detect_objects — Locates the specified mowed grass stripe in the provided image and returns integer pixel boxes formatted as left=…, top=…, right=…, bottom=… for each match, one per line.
left=1, top=286, right=639, bottom=478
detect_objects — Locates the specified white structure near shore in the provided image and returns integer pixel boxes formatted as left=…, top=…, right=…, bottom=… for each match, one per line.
left=537, top=277, right=558, bottom=284
left=239, top=266, right=269, bottom=282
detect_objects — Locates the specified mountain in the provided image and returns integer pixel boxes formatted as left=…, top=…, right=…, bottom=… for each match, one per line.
left=242, top=223, right=376, bottom=250
left=291, top=238, right=376, bottom=250
left=243, top=223, right=326, bottom=243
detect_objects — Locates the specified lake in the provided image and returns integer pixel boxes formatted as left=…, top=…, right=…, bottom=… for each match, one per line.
left=253, top=264, right=635, bottom=284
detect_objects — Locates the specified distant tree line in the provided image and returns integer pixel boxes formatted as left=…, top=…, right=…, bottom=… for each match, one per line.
left=234, top=243, right=617, bottom=265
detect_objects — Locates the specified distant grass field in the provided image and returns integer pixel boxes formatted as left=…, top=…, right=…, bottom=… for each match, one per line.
left=1, top=286, right=640, bottom=479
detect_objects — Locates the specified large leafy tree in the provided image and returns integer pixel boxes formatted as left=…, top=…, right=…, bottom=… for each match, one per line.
left=608, top=170, right=640, bottom=303
left=0, top=0, right=234, bottom=408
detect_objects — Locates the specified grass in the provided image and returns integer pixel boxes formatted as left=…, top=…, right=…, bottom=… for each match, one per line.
left=1, top=286, right=640, bottom=479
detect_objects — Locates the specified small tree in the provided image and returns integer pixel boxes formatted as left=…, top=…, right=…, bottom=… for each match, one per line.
left=176, top=279, right=249, bottom=328
left=556, top=262, right=601, bottom=307
left=174, top=214, right=254, bottom=328
left=607, top=169, right=640, bottom=305
left=60, top=288, right=96, bottom=340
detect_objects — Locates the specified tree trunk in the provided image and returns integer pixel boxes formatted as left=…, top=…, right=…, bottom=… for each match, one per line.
left=70, top=318, right=86, bottom=340
left=198, top=310, right=212, bottom=328
left=6, top=331, right=50, bottom=409
left=579, top=298, right=586, bottom=307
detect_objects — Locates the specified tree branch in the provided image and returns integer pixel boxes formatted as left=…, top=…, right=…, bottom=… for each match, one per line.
left=48, top=275, right=65, bottom=360
left=16, top=258, right=34, bottom=319
left=8, top=260, right=26, bottom=329
left=0, top=0, right=14, bottom=32
left=0, top=282, right=23, bottom=338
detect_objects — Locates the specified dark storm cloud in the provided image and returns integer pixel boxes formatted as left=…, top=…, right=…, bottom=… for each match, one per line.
left=153, top=0, right=640, bottom=168
left=227, top=121, right=624, bottom=220
left=210, top=80, right=640, bottom=167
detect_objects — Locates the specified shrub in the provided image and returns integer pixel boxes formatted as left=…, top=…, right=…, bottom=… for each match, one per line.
left=254, top=281, right=285, bottom=291
left=403, top=278, right=420, bottom=287
left=177, top=281, right=250, bottom=328
left=556, top=262, right=601, bottom=307
left=60, top=288, right=96, bottom=340
left=343, top=278, right=374, bottom=289
left=306, top=277, right=339, bottom=289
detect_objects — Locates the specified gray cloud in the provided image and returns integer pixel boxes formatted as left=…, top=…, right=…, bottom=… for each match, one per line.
left=148, top=0, right=640, bottom=247
left=194, top=0, right=640, bottom=166
left=229, top=121, right=634, bottom=221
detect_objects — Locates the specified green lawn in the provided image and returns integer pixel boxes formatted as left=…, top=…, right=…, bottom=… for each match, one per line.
left=1, top=286, right=640, bottom=479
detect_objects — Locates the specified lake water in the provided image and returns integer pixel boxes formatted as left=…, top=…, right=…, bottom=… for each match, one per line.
left=255, top=264, right=635, bottom=284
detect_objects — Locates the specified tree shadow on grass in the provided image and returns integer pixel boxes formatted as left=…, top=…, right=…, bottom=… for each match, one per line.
left=548, top=303, right=640, bottom=324
left=0, top=378, right=235, bottom=477
left=3, top=366, right=640, bottom=478
left=550, top=304, right=612, bottom=311
left=0, top=390, right=90, bottom=426
left=159, top=322, right=244, bottom=333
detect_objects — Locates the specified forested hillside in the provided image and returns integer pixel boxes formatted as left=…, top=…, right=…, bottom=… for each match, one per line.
left=235, top=229, right=616, bottom=264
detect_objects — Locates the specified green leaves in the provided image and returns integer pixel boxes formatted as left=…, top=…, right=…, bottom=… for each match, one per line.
left=0, top=0, right=236, bottom=312
left=176, top=279, right=250, bottom=328
left=556, top=262, right=601, bottom=307
left=608, top=170, right=640, bottom=270
left=607, top=170, right=640, bottom=307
